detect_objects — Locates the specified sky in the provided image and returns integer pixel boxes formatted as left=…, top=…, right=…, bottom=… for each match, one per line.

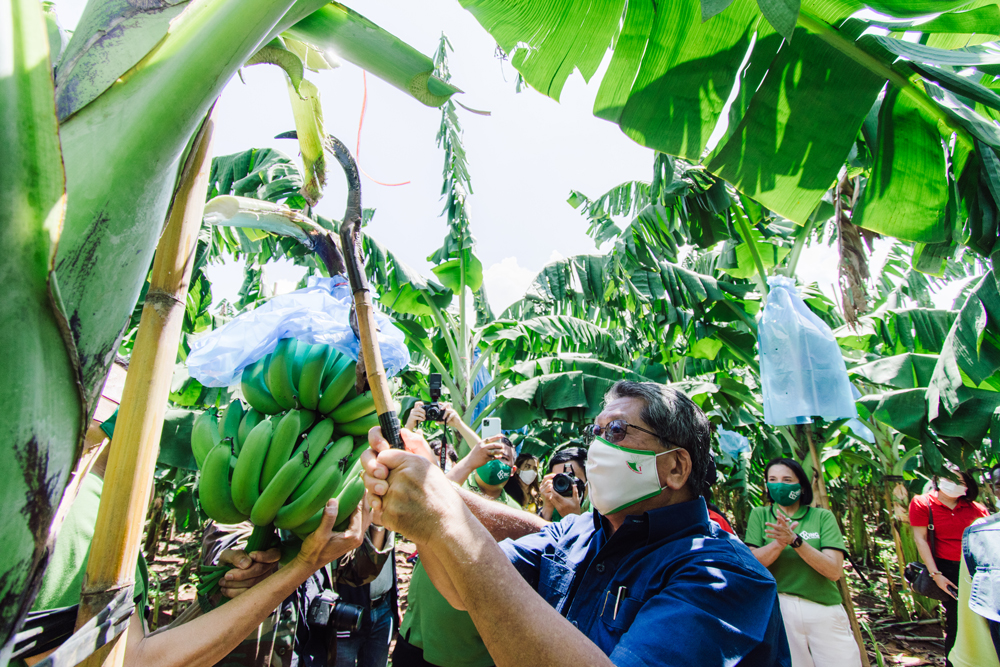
left=53, top=0, right=964, bottom=314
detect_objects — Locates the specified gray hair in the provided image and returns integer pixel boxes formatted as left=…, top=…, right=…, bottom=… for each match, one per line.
left=604, top=381, right=714, bottom=496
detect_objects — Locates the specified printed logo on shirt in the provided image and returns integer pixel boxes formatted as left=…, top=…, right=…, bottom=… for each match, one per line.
left=799, top=531, right=820, bottom=540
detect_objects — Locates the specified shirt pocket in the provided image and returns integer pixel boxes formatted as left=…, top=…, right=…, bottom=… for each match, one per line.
left=538, top=554, right=575, bottom=613
left=599, top=595, right=642, bottom=633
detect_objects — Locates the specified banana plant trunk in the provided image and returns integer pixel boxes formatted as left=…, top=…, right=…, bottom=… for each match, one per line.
left=74, top=114, right=215, bottom=667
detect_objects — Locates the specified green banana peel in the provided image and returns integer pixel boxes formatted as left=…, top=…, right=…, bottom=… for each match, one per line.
left=0, top=0, right=83, bottom=659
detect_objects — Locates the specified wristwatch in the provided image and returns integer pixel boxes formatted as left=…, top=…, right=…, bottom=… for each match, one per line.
left=790, top=534, right=804, bottom=549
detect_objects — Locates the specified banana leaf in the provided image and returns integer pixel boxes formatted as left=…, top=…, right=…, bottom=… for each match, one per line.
left=457, top=0, right=1000, bottom=246
left=0, top=0, right=83, bottom=658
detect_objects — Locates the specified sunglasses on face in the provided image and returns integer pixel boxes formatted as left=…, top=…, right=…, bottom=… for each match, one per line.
left=582, top=419, right=660, bottom=445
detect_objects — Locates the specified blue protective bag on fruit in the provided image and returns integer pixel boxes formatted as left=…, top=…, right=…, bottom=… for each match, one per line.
left=187, top=275, right=409, bottom=387
left=758, top=275, right=856, bottom=426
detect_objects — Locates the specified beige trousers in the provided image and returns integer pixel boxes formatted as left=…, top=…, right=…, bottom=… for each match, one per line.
left=778, top=593, right=862, bottom=667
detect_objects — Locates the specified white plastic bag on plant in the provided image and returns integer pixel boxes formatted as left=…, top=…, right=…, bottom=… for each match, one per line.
left=187, top=275, right=409, bottom=387
left=758, top=276, right=856, bottom=426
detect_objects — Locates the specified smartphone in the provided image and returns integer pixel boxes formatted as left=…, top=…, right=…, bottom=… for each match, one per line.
left=481, top=417, right=502, bottom=439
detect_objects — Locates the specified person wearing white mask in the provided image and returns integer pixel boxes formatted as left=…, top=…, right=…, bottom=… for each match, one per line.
left=505, top=454, right=542, bottom=513
left=910, top=466, right=989, bottom=665
left=361, top=380, right=792, bottom=667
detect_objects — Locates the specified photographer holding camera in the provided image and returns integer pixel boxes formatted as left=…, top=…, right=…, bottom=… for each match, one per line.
left=539, top=447, right=591, bottom=522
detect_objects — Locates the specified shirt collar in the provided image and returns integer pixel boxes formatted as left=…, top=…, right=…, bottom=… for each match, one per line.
left=593, top=497, right=711, bottom=542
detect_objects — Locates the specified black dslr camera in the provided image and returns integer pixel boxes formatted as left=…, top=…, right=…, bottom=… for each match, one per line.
left=552, top=462, right=586, bottom=498
left=423, top=373, right=447, bottom=422
left=308, top=590, right=364, bottom=633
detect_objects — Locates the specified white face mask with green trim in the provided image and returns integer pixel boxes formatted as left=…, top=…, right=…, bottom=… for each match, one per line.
left=586, top=436, right=680, bottom=515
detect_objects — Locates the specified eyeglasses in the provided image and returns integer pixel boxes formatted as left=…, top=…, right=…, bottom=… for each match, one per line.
left=583, top=420, right=660, bottom=445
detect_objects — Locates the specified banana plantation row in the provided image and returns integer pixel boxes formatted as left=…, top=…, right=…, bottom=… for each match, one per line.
left=6, top=0, right=1000, bottom=666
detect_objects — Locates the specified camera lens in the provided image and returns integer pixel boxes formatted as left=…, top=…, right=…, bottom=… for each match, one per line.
left=329, top=601, right=364, bottom=633
left=552, top=473, right=573, bottom=497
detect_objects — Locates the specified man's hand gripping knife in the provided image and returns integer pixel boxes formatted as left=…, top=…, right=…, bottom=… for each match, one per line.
left=362, top=427, right=615, bottom=667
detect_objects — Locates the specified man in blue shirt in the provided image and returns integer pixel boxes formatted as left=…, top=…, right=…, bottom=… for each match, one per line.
left=362, top=380, right=790, bottom=666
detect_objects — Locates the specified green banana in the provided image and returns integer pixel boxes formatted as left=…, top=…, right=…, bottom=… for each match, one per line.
left=330, top=390, right=375, bottom=423
left=231, top=419, right=274, bottom=515
left=337, top=411, right=380, bottom=436
left=219, top=399, right=244, bottom=446
left=241, top=359, right=283, bottom=415
left=191, top=410, right=221, bottom=469
left=298, top=409, right=318, bottom=433
left=298, top=344, right=332, bottom=410
left=289, top=435, right=351, bottom=503
left=251, top=451, right=311, bottom=526
left=266, top=338, right=298, bottom=410
left=322, top=348, right=345, bottom=384
left=291, top=341, right=312, bottom=390
left=292, top=459, right=365, bottom=537
left=332, top=469, right=367, bottom=531
left=261, top=410, right=303, bottom=489
left=317, top=358, right=357, bottom=415
left=273, top=457, right=344, bottom=530
left=301, top=417, right=336, bottom=465
left=238, top=408, right=265, bottom=448
left=199, top=443, right=250, bottom=525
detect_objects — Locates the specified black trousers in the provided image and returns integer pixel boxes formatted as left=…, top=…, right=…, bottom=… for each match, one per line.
left=939, top=558, right=961, bottom=666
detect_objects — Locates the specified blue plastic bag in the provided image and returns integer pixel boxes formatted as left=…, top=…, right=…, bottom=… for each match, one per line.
left=187, top=275, right=410, bottom=387
left=717, top=428, right=751, bottom=459
left=758, top=276, right=856, bottom=426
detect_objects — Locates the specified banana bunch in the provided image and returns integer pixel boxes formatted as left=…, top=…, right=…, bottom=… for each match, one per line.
left=192, top=339, right=380, bottom=535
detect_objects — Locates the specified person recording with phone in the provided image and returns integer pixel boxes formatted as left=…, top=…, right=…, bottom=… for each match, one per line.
left=539, top=447, right=591, bottom=521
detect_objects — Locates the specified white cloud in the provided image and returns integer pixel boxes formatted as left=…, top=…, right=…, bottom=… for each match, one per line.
left=547, top=249, right=566, bottom=264
left=483, top=257, right=537, bottom=315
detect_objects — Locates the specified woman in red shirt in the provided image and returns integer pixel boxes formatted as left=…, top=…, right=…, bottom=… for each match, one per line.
left=909, top=468, right=989, bottom=663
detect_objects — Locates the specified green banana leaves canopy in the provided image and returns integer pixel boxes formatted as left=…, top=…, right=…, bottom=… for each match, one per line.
left=458, top=0, right=1000, bottom=251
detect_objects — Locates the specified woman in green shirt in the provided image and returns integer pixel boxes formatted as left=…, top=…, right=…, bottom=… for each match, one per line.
left=745, top=458, right=859, bottom=667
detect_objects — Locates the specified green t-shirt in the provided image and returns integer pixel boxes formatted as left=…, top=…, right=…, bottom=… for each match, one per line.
left=13, top=474, right=148, bottom=667
left=400, top=477, right=521, bottom=667
left=745, top=504, right=846, bottom=606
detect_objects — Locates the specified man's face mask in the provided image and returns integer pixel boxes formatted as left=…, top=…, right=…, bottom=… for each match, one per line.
left=585, top=436, right=679, bottom=515
left=477, top=458, right=512, bottom=486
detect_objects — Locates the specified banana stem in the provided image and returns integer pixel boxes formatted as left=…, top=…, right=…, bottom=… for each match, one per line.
left=734, top=212, right=770, bottom=298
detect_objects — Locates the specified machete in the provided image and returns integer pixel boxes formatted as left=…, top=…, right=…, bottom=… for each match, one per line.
left=327, top=136, right=405, bottom=450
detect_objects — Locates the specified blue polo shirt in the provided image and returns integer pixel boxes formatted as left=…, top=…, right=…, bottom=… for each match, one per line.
left=499, top=498, right=790, bottom=666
